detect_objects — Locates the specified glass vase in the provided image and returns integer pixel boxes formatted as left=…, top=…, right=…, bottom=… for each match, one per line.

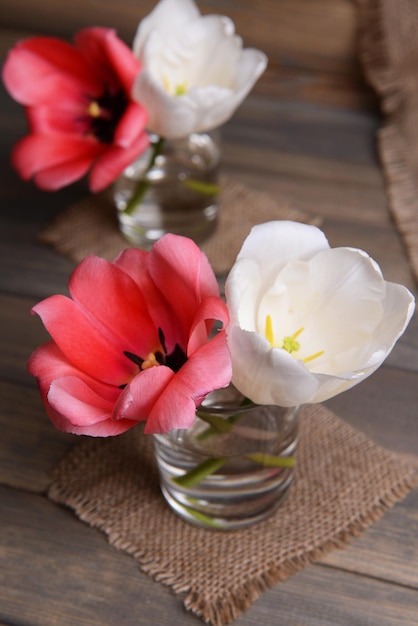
left=153, top=385, right=299, bottom=530
left=113, top=131, right=221, bottom=249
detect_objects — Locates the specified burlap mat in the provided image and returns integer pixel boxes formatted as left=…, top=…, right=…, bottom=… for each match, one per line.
left=48, top=404, right=417, bottom=626
left=39, top=176, right=318, bottom=275
left=358, top=0, right=418, bottom=284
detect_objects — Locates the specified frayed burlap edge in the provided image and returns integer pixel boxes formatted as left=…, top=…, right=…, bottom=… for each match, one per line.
left=379, top=124, right=418, bottom=284
left=357, top=0, right=418, bottom=284
left=48, top=406, right=418, bottom=626
left=50, top=473, right=418, bottom=626
left=181, top=473, right=418, bottom=626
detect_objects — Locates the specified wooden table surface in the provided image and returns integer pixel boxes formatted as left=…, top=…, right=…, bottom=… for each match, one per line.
left=1, top=23, right=417, bottom=626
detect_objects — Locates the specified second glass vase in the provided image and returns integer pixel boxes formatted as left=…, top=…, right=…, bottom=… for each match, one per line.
left=114, top=131, right=221, bottom=249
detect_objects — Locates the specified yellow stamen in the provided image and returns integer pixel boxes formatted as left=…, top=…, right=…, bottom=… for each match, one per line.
left=282, top=335, right=300, bottom=354
left=303, top=350, right=325, bottom=364
left=141, top=352, right=161, bottom=370
left=162, top=75, right=171, bottom=93
left=292, top=327, right=304, bottom=339
left=265, top=314, right=275, bottom=347
left=264, top=317, right=324, bottom=363
left=87, top=101, right=101, bottom=117
left=174, top=83, right=187, bottom=96
left=281, top=327, right=304, bottom=354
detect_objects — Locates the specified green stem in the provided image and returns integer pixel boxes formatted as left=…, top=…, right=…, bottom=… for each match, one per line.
left=172, top=457, right=227, bottom=488
left=122, top=136, right=165, bottom=217
left=246, top=453, right=296, bottom=468
left=176, top=502, right=224, bottom=528
left=195, top=411, right=234, bottom=436
left=172, top=453, right=296, bottom=489
left=172, top=399, right=296, bottom=489
left=195, top=397, right=255, bottom=441
left=181, top=179, right=221, bottom=195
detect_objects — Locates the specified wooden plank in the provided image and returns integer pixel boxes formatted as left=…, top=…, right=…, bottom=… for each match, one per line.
left=389, top=305, right=418, bottom=371
left=0, top=223, right=75, bottom=300
left=0, top=11, right=417, bottom=626
left=1, top=485, right=418, bottom=626
left=326, top=365, right=418, bottom=457
left=224, top=162, right=390, bottom=227
left=0, top=486, right=187, bottom=626
left=223, top=141, right=384, bottom=191
left=323, top=217, right=416, bottom=290
left=259, top=564, right=418, bottom=626
left=0, top=26, right=375, bottom=115
left=0, top=294, right=52, bottom=385
left=0, top=381, right=76, bottom=493
left=226, top=96, right=381, bottom=166
left=257, top=65, right=378, bottom=111
left=319, top=488, right=418, bottom=589
left=0, top=1, right=361, bottom=76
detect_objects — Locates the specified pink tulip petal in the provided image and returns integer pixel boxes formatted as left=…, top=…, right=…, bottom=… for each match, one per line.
left=12, top=134, right=102, bottom=181
left=115, top=331, right=231, bottom=434
left=114, top=102, right=148, bottom=148
left=28, top=341, right=121, bottom=404
left=28, top=104, right=90, bottom=135
left=113, top=247, right=149, bottom=278
left=48, top=376, right=115, bottom=426
left=115, top=366, right=175, bottom=423
left=88, top=130, right=149, bottom=192
left=4, top=28, right=146, bottom=192
left=144, top=331, right=231, bottom=433
left=74, top=27, right=139, bottom=93
left=69, top=254, right=158, bottom=357
left=32, top=295, right=136, bottom=385
left=72, top=418, right=137, bottom=437
left=47, top=395, right=136, bottom=435
left=2, top=37, right=99, bottom=105
left=33, top=158, right=95, bottom=190
left=148, top=234, right=220, bottom=343
left=28, top=342, right=135, bottom=436
left=187, top=296, right=230, bottom=356
left=114, top=248, right=179, bottom=352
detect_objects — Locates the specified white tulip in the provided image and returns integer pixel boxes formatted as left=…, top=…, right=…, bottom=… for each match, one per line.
left=132, top=0, right=267, bottom=139
left=225, top=221, right=415, bottom=407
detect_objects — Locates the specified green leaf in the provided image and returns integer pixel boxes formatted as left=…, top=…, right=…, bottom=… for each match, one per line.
left=172, top=457, right=227, bottom=488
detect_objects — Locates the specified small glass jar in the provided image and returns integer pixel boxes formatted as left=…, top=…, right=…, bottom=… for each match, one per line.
left=114, top=131, right=221, bottom=249
left=153, top=385, right=299, bottom=530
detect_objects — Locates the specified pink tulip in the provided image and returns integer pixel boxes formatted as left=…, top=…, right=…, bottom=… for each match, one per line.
left=2, top=27, right=149, bottom=192
left=28, top=235, right=232, bottom=436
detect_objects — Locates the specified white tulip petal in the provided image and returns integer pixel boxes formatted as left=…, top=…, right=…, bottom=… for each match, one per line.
left=143, top=16, right=239, bottom=90
left=258, top=248, right=388, bottom=370
left=132, top=0, right=267, bottom=138
left=232, top=221, right=330, bottom=288
left=191, top=49, right=267, bottom=131
left=133, top=0, right=198, bottom=57
left=225, top=258, right=262, bottom=329
left=225, top=220, right=415, bottom=407
left=374, top=281, right=415, bottom=350
left=175, top=16, right=240, bottom=88
left=132, top=71, right=200, bottom=138
left=227, top=325, right=320, bottom=406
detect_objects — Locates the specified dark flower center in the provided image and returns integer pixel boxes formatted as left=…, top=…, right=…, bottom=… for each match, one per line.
left=88, top=88, right=128, bottom=144
left=123, top=328, right=187, bottom=379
